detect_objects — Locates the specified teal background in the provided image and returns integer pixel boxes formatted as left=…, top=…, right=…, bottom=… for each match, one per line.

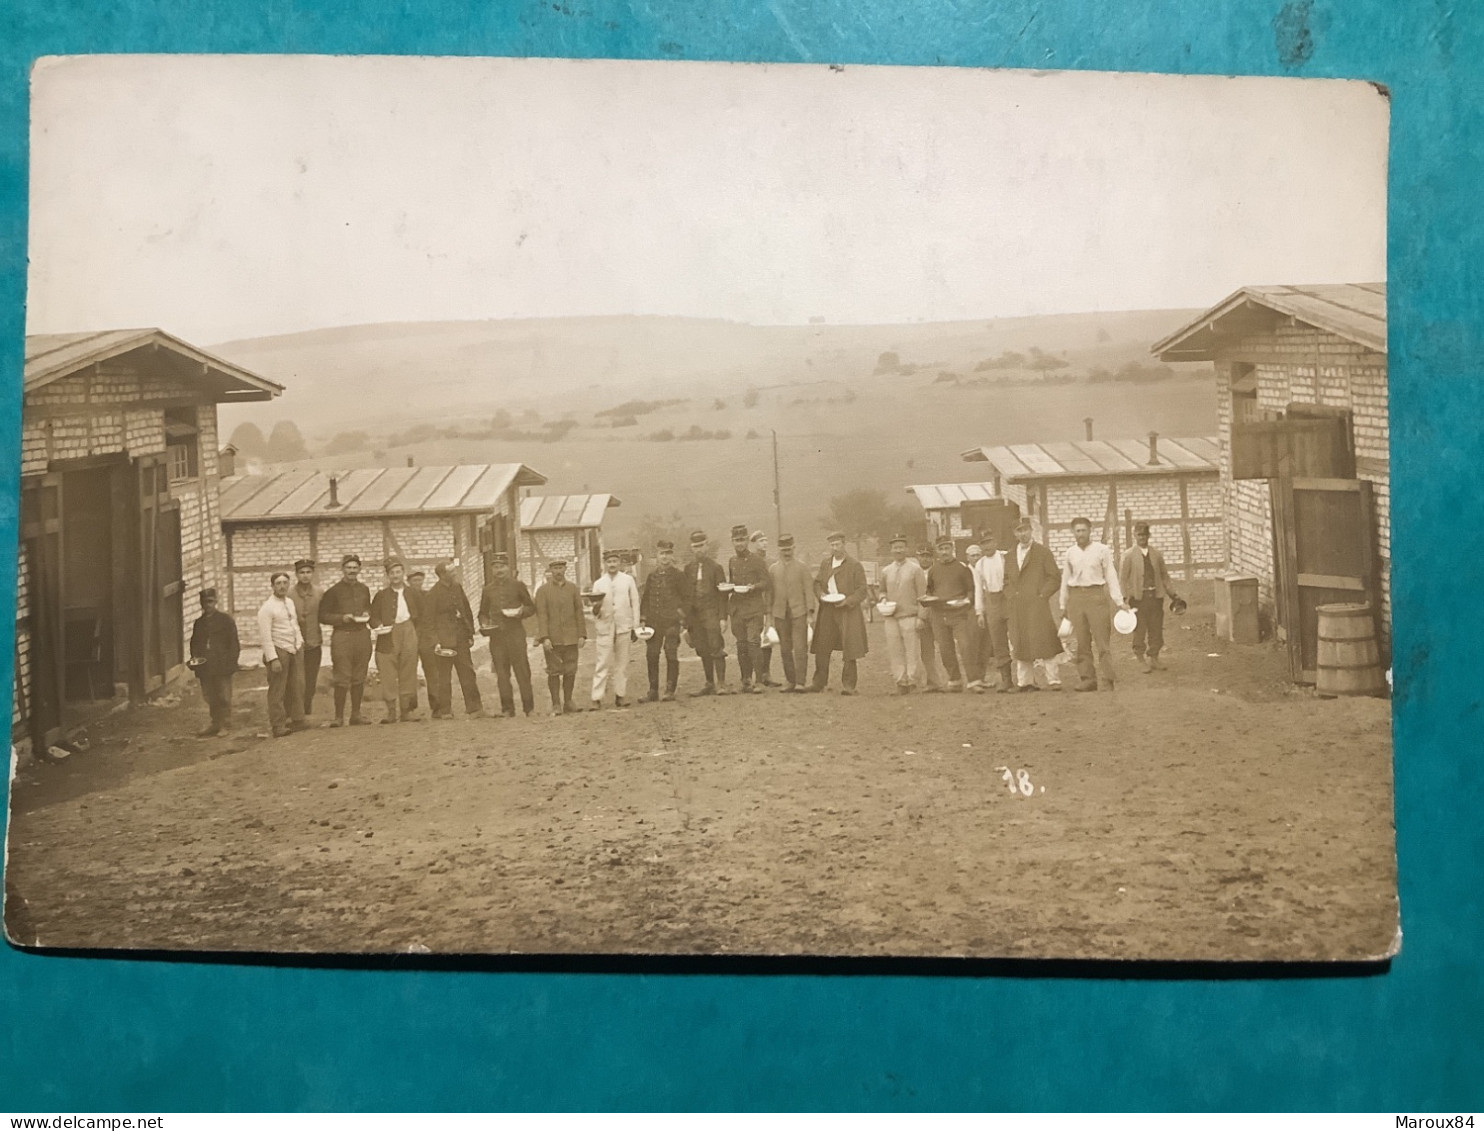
left=1, top=0, right=1480, bottom=1111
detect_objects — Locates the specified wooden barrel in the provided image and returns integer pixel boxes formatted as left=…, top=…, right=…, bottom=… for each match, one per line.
left=1315, top=602, right=1385, bottom=698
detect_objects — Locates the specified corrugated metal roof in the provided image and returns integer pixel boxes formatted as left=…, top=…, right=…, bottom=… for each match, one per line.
left=1152, top=283, right=1386, bottom=360
left=24, top=328, right=284, bottom=400
left=904, top=482, right=999, bottom=510
left=220, top=463, right=547, bottom=523
left=519, top=493, right=620, bottom=530
left=963, top=436, right=1219, bottom=481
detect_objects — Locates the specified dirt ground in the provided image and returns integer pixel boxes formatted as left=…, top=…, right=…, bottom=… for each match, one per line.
left=4, top=606, right=1397, bottom=961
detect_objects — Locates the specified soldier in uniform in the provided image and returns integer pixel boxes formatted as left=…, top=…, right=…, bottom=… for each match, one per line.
left=425, top=561, right=485, bottom=718
left=727, top=523, right=772, bottom=694
left=639, top=538, right=686, bottom=702
left=370, top=559, right=424, bottom=723
left=317, top=553, right=374, bottom=726
left=188, top=588, right=239, bottom=737
left=478, top=553, right=537, bottom=717
left=915, top=544, right=947, bottom=692
left=533, top=558, right=587, bottom=715
left=807, top=531, right=870, bottom=695
left=292, top=559, right=323, bottom=715
left=682, top=531, right=730, bottom=695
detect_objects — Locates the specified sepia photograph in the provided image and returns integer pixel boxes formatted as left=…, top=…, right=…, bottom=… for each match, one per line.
left=5, top=56, right=1395, bottom=960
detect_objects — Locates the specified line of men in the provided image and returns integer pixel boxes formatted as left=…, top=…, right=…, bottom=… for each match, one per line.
left=187, top=516, right=1183, bottom=733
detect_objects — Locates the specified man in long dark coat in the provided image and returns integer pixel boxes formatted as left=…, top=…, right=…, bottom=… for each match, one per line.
left=318, top=553, right=374, bottom=726
left=1003, top=518, right=1064, bottom=691
left=189, top=588, right=239, bottom=736
left=639, top=539, right=687, bottom=702
left=681, top=530, right=730, bottom=695
left=807, top=530, right=869, bottom=695
left=425, top=561, right=485, bottom=718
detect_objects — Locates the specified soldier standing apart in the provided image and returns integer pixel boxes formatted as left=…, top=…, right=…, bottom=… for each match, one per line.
left=807, top=531, right=869, bottom=695
left=1118, top=521, right=1182, bottom=673
left=926, top=536, right=976, bottom=692
left=292, top=559, right=323, bottom=716
left=727, top=523, right=772, bottom=694
left=639, top=539, right=687, bottom=702
left=370, top=559, right=424, bottom=723
left=914, top=544, right=947, bottom=692
left=426, top=562, right=485, bottom=718
left=1060, top=516, right=1131, bottom=692
left=534, top=558, right=586, bottom=715
left=748, top=531, right=782, bottom=687
left=973, top=529, right=1014, bottom=692
left=189, top=588, right=239, bottom=737
left=478, top=553, right=537, bottom=717
left=878, top=534, right=926, bottom=694
left=1004, top=518, right=1064, bottom=692
left=317, top=553, right=374, bottom=727
left=683, top=531, right=731, bottom=695
left=258, top=571, right=307, bottom=737
left=591, top=548, right=641, bottom=709
left=768, top=533, right=816, bottom=693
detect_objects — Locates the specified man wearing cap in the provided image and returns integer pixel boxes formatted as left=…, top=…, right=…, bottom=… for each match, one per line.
left=370, top=559, right=425, bottom=723
left=748, top=531, right=782, bottom=687
left=1118, top=521, right=1182, bottom=673
left=682, top=531, right=730, bottom=695
left=926, top=536, right=976, bottom=692
left=317, top=553, right=374, bottom=726
left=727, top=523, right=772, bottom=694
left=189, top=588, right=239, bottom=737
left=292, top=559, right=323, bottom=715
left=407, top=568, right=437, bottom=715
left=639, top=539, right=687, bottom=702
left=425, top=561, right=485, bottom=718
left=590, top=548, right=641, bottom=709
left=478, top=553, right=537, bottom=717
left=1060, top=516, right=1131, bottom=691
left=768, top=533, right=816, bottom=692
left=1005, top=518, right=1064, bottom=691
left=914, top=545, right=946, bottom=691
left=807, top=531, right=869, bottom=694
left=879, top=534, right=926, bottom=693
left=258, top=570, right=308, bottom=737
left=962, top=543, right=989, bottom=690
left=973, top=529, right=1014, bottom=692
left=534, top=558, right=586, bottom=714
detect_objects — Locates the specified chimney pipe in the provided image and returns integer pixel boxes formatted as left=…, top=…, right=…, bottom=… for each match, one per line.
left=326, top=475, right=341, bottom=509
left=407, top=456, right=414, bottom=467
left=1147, top=431, right=1160, bottom=466
left=1084, top=417, right=1094, bottom=441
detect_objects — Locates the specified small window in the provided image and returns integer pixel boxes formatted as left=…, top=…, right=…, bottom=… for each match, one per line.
left=1230, top=364, right=1260, bottom=426
left=164, top=409, right=200, bottom=481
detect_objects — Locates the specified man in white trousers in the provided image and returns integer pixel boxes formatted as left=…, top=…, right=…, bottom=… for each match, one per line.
left=878, top=534, right=926, bottom=693
left=590, top=547, right=641, bottom=709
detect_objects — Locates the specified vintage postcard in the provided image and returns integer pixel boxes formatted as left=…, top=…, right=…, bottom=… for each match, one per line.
left=5, top=57, right=1395, bottom=960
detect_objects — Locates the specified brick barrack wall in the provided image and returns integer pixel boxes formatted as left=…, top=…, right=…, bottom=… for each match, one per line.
left=226, top=513, right=493, bottom=646
left=999, top=471, right=1223, bottom=581
left=16, top=363, right=228, bottom=740
left=1215, top=324, right=1390, bottom=638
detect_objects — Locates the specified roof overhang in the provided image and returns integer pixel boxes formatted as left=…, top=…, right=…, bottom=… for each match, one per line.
left=1151, top=283, right=1387, bottom=362
left=25, top=328, right=285, bottom=402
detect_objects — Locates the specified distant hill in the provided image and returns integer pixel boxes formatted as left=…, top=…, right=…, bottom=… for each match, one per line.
left=212, top=309, right=1204, bottom=439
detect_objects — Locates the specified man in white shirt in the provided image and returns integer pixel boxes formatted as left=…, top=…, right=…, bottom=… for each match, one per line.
left=879, top=534, right=926, bottom=693
left=370, top=559, right=424, bottom=723
left=973, top=529, right=1014, bottom=692
left=1059, top=516, right=1132, bottom=691
left=591, top=547, right=642, bottom=708
left=257, top=571, right=307, bottom=737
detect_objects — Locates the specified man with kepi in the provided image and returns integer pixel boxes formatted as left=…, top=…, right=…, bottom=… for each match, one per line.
left=534, top=558, right=587, bottom=715
left=727, top=523, right=772, bottom=694
left=478, top=552, right=537, bottom=717
left=317, top=553, right=374, bottom=726
left=768, top=533, right=816, bottom=692
left=639, top=539, right=687, bottom=702
left=591, top=547, right=641, bottom=709
left=1118, top=520, right=1182, bottom=672
left=189, top=587, right=239, bottom=737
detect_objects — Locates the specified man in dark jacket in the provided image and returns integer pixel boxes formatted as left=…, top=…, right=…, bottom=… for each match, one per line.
left=317, top=553, right=374, bottom=726
left=682, top=530, right=730, bottom=695
left=808, top=531, right=870, bottom=695
left=639, top=538, right=687, bottom=701
left=534, top=558, right=587, bottom=715
left=727, top=523, right=772, bottom=694
left=425, top=561, right=485, bottom=719
left=478, top=553, right=537, bottom=717
left=1118, top=521, right=1182, bottom=672
left=189, top=588, right=239, bottom=736
left=1004, top=518, right=1064, bottom=691
left=926, top=536, right=977, bottom=692
left=292, top=559, right=323, bottom=715
left=407, top=568, right=437, bottom=715
left=370, top=559, right=425, bottom=723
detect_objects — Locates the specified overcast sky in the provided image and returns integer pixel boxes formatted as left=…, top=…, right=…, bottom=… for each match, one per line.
left=27, top=56, right=1387, bottom=344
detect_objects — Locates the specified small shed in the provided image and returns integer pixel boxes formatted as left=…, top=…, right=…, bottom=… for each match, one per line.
left=518, top=493, right=621, bottom=592
left=220, top=463, right=547, bottom=645
left=1152, top=282, right=1388, bottom=680
left=904, top=482, right=1017, bottom=548
left=961, top=435, right=1223, bottom=578
left=16, top=329, right=283, bottom=754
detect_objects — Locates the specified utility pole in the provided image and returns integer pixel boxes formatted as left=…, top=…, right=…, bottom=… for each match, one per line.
left=771, top=429, right=783, bottom=538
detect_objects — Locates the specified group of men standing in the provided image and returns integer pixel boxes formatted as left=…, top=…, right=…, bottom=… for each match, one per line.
left=189, top=515, right=1184, bottom=734
left=876, top=516, right=1181, bottom=693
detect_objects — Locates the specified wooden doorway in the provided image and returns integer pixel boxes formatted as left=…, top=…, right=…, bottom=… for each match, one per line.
left=960, top=499, right=1021, bottom=551
left=137, top=455, right=185, bottom=691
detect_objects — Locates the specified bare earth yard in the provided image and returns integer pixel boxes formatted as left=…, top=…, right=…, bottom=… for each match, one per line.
left=5, top=613, right=1396, bottom=961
